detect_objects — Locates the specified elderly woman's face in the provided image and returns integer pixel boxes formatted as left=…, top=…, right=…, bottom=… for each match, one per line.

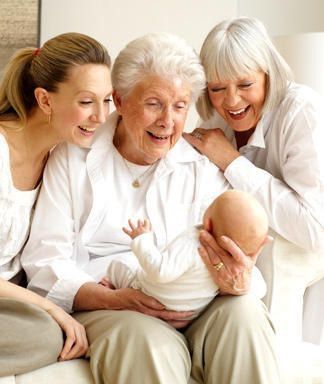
left=207, top=70, right=266, bottom=132
left=114, top=75, right=191, bottom=165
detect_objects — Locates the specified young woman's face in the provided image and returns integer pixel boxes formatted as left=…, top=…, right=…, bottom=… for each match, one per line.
left=49, top=64, right=112, bottom=147
left=207, top=71, right=267, bottom=132
left=114, top=75, right=191, bottom=165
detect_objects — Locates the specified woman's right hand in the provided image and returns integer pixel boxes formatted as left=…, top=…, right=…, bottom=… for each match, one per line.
left=113, top=288, right=194, bottom=329
left=46, top=305, right=88, bottom=361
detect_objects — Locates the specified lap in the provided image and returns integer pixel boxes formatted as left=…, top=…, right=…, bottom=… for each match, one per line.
left=0, top=298, right=63, bottom=376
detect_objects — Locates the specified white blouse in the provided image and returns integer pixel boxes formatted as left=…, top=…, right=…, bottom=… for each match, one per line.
left=200, top=82, right=324, bottom=252
left=0, top=134, right=39, bottom=280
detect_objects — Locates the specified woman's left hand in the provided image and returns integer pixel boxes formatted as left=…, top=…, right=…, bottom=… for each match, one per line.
left=198, top=229, right=267, bottom=295
left=183, top=128, right=240, bottom=171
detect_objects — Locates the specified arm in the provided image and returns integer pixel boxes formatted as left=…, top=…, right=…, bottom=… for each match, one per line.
left=185, top=101, right=324, bottom=251
left=123, top=219, right=195, bottom=283
left=21, top=144, right=96, bottom=313
left=0, top=278, right=88, bottom=360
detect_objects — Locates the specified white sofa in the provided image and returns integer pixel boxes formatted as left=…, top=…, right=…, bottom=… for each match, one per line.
left=1, top=232, right=324, bottom=383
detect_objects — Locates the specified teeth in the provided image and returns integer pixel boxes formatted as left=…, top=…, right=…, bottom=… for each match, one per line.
left=79, top=126, right=95, bottom=132
left=150, top=132, right=168, bottom=140
left=229, top=108, right=246, bottom=115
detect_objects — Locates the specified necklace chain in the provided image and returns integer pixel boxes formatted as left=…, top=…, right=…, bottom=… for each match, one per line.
left=122, top=157, right=155, bottom=188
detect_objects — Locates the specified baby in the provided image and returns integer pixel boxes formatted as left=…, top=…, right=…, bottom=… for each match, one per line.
left=105, top=190, right=268, bottom=318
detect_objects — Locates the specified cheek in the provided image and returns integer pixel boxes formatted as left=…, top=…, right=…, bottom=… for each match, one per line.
left=209, top=93, right=222, bottom=111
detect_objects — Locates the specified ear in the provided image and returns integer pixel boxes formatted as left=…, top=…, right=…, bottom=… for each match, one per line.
left=34, top=87, right=52, bottom=115
left=112, top=90, right=122, bottom=114
left=203, top=216, right=213, bottom=233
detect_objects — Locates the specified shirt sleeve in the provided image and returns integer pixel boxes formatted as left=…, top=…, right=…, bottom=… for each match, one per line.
left=21, top=144, right=95, bottom=313
left=224, top=98, right=324, bottom=252
left=131, top=232, right=197, bottom=283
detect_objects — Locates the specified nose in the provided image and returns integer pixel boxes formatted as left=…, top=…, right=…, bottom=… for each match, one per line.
left=91, top=104, right=108, bottom=124
left=157, top=106, right=174, bottom=129
left=224, top=86, right=241, bottom=107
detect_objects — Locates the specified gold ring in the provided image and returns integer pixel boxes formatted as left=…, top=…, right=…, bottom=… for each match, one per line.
left=213, top=261, right=224, bottom=271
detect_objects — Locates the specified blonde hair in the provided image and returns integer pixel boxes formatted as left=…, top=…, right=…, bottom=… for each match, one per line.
left=197, top=17, right=293, bottom=120
left=112, top=32, right=206, bottom=103
left=0, top=32, right=111, bottom=124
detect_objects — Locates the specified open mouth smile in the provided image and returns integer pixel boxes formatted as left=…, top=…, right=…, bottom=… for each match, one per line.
left=228, top=106, right=250, bottom=116
left=79, top=125, right=96, bottom=133
left=147, top=132, right=170, bottom=140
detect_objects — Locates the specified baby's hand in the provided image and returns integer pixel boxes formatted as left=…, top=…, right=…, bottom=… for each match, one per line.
left=123, top=218, right=151, bottom=239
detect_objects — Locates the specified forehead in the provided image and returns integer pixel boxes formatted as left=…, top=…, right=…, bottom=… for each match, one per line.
left=209, top=70, right=265, bottom=84
left=130, top=75, right=191, bottom=100
left=60, top=64, right=112, bottom=94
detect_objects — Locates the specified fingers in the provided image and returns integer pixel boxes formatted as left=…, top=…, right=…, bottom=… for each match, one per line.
left=99, top=277, right=115, bottom=289
left=218, top=235, right=247, bottom=264
left=118, top=289, right=193, bottom=327
left=167, top=319, right=192, bottom=329
left=122, top=226, right=132, bottom=236
left=123, top=218, right=151, bottom=239
left=199, top=230, right=229, bottom=262
left=59, top=321, right=88, bottom=361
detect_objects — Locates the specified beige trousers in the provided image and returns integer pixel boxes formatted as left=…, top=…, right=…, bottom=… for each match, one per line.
left=74, top=295, right=280, bottom=384
left=0, top=298, right=63, bottom=377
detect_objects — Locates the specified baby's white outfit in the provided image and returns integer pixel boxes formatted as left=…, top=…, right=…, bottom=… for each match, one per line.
left=106, top=226, right=266, bottom=318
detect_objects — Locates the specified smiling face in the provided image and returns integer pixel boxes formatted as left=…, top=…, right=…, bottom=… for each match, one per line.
left=207, top=71, right=267, bottom=132
left=48, top=63, right=112, bottom=147
left=113, top=75, right=192, bottom=165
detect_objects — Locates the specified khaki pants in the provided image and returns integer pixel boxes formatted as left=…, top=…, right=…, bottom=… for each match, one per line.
left=0, top=298, right=63, bottom=377
left=74, top=295, right=280, bottom=384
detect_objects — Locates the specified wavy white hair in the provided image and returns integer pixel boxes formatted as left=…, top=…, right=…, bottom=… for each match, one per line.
left=112, top=32, right=206, bottom=103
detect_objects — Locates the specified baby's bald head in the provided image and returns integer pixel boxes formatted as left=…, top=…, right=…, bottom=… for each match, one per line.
left=203, top=190, right=268, bottom=256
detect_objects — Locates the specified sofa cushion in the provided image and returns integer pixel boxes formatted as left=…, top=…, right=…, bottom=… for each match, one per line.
left=14, top=359, right=93, bottom=384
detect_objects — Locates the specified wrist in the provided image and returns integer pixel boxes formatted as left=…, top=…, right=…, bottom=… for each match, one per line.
left=221, top=152, right=240, bottom=171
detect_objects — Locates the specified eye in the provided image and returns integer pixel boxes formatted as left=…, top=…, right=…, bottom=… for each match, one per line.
left=209, top=86, right=225, bottom=93
left=174, top=102, right=188, bottom=110
left=104, top=98, right=112, bottom=104
left=238, top=82, right=253, bottom=89
left=145, top=99, right=162, bottom=109
left=80, top=100, right=93, bottom=105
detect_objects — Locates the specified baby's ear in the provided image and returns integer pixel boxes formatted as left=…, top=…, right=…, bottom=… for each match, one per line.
left=203, top=216, right=213, bottom=233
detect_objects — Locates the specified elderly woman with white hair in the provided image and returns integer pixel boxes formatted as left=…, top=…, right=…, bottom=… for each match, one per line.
left=184, top=17, right=324, bottom=346
left=21, top=32, right=280, bottom=383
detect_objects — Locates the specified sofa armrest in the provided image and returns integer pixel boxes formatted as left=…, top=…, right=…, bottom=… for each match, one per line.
left=257, top=230, right=324, bottom=342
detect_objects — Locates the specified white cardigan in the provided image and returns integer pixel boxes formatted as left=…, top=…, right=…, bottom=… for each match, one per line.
left=21, top=112, right=229, bottom=312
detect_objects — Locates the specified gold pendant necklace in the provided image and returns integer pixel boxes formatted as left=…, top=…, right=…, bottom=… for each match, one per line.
left=122, top=157, right=155, bottom=188
left=132, top=179, right=140, bottom=188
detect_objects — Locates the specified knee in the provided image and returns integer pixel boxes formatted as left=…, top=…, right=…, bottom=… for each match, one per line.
left=190, top=295, right=274, bottom=337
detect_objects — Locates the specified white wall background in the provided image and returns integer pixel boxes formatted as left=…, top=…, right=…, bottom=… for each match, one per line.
left=40, top=0, right=324, bottom=130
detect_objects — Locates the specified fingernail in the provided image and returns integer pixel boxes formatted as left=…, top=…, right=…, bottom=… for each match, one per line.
left=220, top=235, right=228, bottom=242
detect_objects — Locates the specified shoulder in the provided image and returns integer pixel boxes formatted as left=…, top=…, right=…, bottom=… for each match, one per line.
left=198, top=112, right=228, bottom=130
left=279, top=82, right=323, bottom=114
left=166, top=136, right=211, bottom=166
